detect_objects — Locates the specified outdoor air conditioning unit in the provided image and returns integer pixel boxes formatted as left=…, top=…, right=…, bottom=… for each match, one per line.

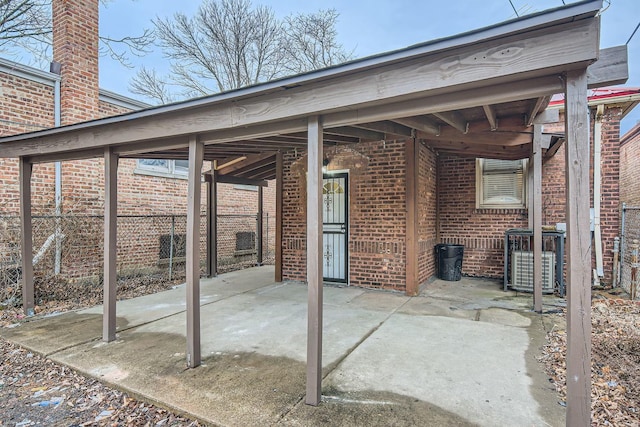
left=511, top=250, right=555, bottom=293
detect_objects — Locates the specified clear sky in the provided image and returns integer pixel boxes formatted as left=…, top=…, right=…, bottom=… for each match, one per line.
left=98, top=0, right=640, bottom=133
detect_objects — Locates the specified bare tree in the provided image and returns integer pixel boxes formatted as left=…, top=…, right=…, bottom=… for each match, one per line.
left=131, top=0, right=353, bottom=103
left=0, top=0, right=154, bottom=68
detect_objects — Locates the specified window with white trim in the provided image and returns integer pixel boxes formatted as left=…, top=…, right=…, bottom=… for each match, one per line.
left=476, top=158, right=527, bottom=209
left=136, top=159, right=189, bottom=178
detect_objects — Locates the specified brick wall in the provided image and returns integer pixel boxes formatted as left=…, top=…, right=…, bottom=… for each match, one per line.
left=436, top=155, right=528, bottom=278
left=282, top=140, right=414, bottom=291
left=620, top=122, right=640, bottom=206
left=418, top=141, right=437, bottom=284
left=434, top=106, right=622, bottom=284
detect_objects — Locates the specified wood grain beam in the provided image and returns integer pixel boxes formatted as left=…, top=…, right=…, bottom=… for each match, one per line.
left=275, top=152, right=283, bottom=282
left=103, top=147, right=118, bottom=342
left=19, top=157, right=34, bottom=316
left=324, top=126, right=385, bottom=141
left=216, top=175, right=268, bottom=186
left=587, top=45, right=628, bottom=88
left=526, top=96, right=551, bottom=126
left=186, top=136, right=203, bottom=369
left=0, top=18, right=599, bottom=158
left=217, top=151, right=275, bottom=175
left=354, top=121, right=413, bottom=137
left=393, top=116, right=439, bottom=135
left=564, top=68, right=591, bottom=426
left=419, top=115, right=534, bottom=146
left=532, top=125, right=543, bottom=313
left=426, top=140, right=530, bottom=160
left=482, top=105, right=498, bottom=131
left=433, top=111, right=468, bottom=133
left=306, top=116, right=323, bottom=406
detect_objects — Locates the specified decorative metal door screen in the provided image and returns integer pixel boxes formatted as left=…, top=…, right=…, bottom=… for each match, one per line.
left=322, top=174, right=348, bottom=282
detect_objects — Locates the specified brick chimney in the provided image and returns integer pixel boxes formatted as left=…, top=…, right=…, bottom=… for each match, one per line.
left=52, top=0, right=100, bottom=125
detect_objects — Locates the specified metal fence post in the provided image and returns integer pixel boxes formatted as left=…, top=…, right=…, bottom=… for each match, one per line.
left=612, top=236, right=620, bottom=289
left=631, top=239, right=639, bottom=301
left=169, top=215, right=175, bottom=280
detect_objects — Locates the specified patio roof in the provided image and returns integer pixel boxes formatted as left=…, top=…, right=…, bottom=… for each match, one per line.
left=0, top=0, right=627, bottom=182
left=1, top=1, right=627, bottom=425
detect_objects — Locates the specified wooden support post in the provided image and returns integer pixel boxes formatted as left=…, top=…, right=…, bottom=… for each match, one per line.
left=533, top=125, right=543, bottom=313
left=275, top=152, right=283, bottom=282
left=306, top=116, right=323, bottom=406
left=206, top=171, right=218, bottom=277
left=527, top=158, right=534, bottom=230
left=186, top=136, right=204, bottom=368
left=103, top=148, right=118, bottom=342
left=257, top=186, right=264, bottom=266
left=405, top=138, right=419, bottom=296
left=564, top=69, right=591, bottom=427
left=19, top=157, right=34, bottom=316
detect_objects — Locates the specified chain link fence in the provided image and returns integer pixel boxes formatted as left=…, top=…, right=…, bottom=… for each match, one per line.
left=620, top=205, right=640, bottom=297
left=0, top=213, right=274, bottom=307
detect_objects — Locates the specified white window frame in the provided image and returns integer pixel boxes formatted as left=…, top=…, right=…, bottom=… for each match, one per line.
left=135, top=159, right=189, bottom=179
left=475, top=158, right=528, bottom=209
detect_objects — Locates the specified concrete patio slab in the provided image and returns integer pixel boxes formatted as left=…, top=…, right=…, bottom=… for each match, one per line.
left=0, top=266, right=566, bottom=426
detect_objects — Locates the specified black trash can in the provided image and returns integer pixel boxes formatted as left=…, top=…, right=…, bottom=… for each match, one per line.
left=435, top=244, right=464, bottom=281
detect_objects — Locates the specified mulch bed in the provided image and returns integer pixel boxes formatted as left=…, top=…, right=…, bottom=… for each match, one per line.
left=539, top=299, right=640, bottom=426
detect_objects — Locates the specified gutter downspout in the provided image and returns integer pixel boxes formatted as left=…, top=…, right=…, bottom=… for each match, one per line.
left=51, top=62, right=62, bottom=275
left=594, top=104, right=604, bottom=278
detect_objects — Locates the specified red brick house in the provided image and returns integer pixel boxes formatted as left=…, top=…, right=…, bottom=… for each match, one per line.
left=0, top=0, right=275, bottom=278
left=621, top=119, right=640, bottom=206
left=1, top=0, right=622, bottom=421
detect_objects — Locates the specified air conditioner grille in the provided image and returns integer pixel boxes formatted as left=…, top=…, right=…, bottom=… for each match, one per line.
left=511, top=250, right=555, bottom=293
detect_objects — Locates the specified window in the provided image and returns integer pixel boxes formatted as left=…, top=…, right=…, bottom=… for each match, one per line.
left=476, top=158, right=527, bottom=209
left=136, top=159, right=188, bottom=178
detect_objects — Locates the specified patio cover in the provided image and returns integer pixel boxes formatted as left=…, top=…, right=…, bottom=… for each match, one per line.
left=0, top=1, right=628, bottom=425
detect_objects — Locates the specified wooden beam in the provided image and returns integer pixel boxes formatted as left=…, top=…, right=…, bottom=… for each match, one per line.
left=217, top=152, right=273, bottom=174
left=215, top=175, right=268, bottom=187
left=216, top=156, right=246, bottom=171
left=405, top=138, right=419, bottom=296
left=26, top=148, right=104, bottom=164
left=0, top=18, right=599, bottom=158
left=217, top=153, right=275, bottom=176
left=482, top=105, right=498, bottom=131
left=564, top=68, right=591, bottom=427
left=394, top=116, right=439, bottom=135
left=419, top=115, right=534, bottom=146
left=275, top=152, right=283, bottom=282
left=433, top=111, right=468, bottom=133
left=113, top=139, right=189, bottom=156
left=257, top=186, right=263, bottom=266
left=587, top=45, right=628, bottom=88
left=103, top=147, right=118, bottom=342
left=324, top=126, right=384, bottom=141
left=19, top=157, right=34, bottom=316
left=325, top=75, right=565, bottom=130
left=306, top=116, right=323, bottom=406
left=354, top=121, right=413, bottom=137
left=526, top=96, right=551, bottom=126
left=424, top=139, right=530, bottom=160
left=186, top=136, right=204, bottom=369
left=532, top=125, right=543, bottom=313
left=545, top=137, right=565, bottom=160
left=206, top=171, right=218, bottom=277
left=540, top=134, right=553, bottom=150
left=533, top=108, right=560, bottom=125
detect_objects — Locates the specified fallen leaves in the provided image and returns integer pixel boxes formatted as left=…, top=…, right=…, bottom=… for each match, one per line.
left=540, top=299, right=640, bottom=426
left=0, top=339, right=202, bottom=426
